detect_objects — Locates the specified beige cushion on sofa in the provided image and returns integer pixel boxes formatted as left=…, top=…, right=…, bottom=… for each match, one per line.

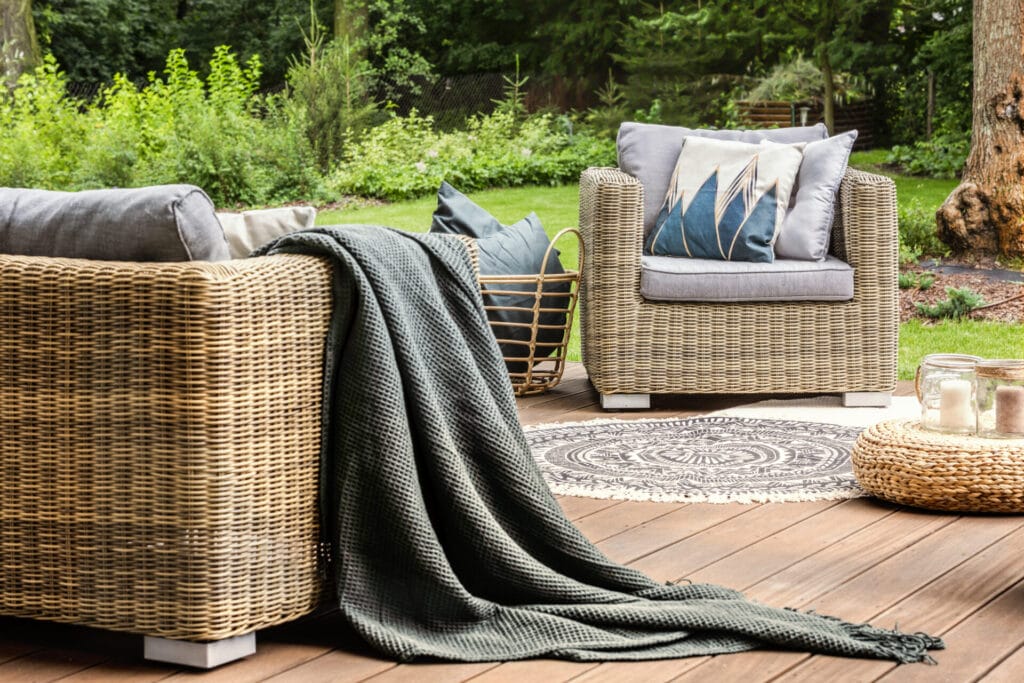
left=217, top=206, right=317, bottom=258
left=640, top=255, right=854, bottom=302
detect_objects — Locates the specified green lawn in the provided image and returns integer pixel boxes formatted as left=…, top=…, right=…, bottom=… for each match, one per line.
left=318, top=159, right=1020, bottom=380
left=849, top=150, right=957, bottom=208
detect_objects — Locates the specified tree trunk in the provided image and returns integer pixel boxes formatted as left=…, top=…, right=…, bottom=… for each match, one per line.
left=0, top=0, right=40, bottom=89
left=334, top=0, right=366, bottom=43
left=820, top=50, right=835, bottom=135
left=937, top=0, right=1024, bottom=257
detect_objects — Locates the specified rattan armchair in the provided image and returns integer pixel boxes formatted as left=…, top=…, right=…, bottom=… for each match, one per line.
left=0, top=253, right=333, bottom=667
left=578, top=166, right=898, bottom=409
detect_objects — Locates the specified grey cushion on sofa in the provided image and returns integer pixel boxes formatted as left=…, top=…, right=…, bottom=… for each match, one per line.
left=0, top=185, right=229, bottom=261
left=640, top=255, right=854, bottom=302
left=776, top=130, right=858, bottom=261
left=617, top=122, right=829, bottom=235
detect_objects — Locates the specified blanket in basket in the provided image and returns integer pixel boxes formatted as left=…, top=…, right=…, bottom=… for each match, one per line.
left=258, top=225, right=942, bottom=664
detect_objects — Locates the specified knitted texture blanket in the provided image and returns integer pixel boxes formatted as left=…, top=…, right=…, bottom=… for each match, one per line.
left=259, top=225, right=943, bottom=664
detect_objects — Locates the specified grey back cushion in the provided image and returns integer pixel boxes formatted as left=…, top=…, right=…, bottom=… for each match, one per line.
left=617, top=122, right=829, bottom=235
left=775, top=130, right=858, bottom=261
left=0, top=185, right=229, bottom=261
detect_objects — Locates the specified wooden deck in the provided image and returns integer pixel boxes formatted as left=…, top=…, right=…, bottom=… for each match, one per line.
left=3, top=365, right=1024, bottom=682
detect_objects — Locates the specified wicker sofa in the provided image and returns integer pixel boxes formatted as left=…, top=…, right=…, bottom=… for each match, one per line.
left=578, top=166, right=898, bottom=409
left=0, top=253, right=333, bottom=667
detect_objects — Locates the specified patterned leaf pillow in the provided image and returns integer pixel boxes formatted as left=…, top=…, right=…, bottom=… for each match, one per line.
left=644, top=136, right=804, bottom=263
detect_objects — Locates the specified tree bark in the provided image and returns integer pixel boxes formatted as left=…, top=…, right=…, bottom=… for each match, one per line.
left=0, top=0, right=41, bottom=88
left=937, top=0, right=1024, bottom=257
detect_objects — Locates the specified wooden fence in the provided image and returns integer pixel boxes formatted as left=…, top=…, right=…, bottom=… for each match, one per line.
left=735, top=100, right=875, bottom=149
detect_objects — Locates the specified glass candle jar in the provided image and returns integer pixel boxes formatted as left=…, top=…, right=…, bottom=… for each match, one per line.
left=976, top=360, right=1024, bottom=438
left=916, top=353, right=981, bottom=434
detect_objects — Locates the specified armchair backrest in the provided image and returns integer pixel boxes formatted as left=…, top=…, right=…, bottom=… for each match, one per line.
left=616, top=122, right=828, bottom=235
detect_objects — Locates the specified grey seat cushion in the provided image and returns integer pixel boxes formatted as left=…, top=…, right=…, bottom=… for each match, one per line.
left=640, top=255, right=854, bottom=302
left=617, top=122, right=829, bottom=235
left=0, top=185, right=229, bottom=261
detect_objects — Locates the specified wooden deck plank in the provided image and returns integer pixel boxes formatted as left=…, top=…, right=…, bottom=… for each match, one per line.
left=258, top=648, right=397, bottom=683
left=677, top=498, right=895, bottom=589
left=572, top=501, right=686, bottom=543
left=595, top=503, right=757, bottom=565
left=462, top=659, right=597, bottom=682
left=0, top=647, right=107, bottom=682
left=360, top=661, right=499, bottom=682
left=981, top=643, right=1024, bottom=682
left=672, top=513, right=1024, bottom=681
left=626, top=499, right=845, bottom=583
left=556, top=496, right=621, bottom=522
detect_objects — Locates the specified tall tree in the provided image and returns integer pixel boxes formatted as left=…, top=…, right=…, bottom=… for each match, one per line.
left=937, top=0, right=1024, bottom=257
left=1, top=0, right=41, bottom=87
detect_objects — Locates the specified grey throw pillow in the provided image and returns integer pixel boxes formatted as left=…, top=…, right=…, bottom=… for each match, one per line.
left=0, top=185, right=229, bottom=261
left=429, top=183, right=568, bottom=374
left=430, top=181, right=504, bottom=237
left=617, top=122, right=829, bottom=235
left=775, top=130, right=858, bottom=261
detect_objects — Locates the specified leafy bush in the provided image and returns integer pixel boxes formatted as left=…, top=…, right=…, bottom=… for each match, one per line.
left=916, top=287, right=985, bottom=319
left=0, top=48, right=323, bottom=207
left=330, top=109, right=615, bottom=200
left=886, top=131, right=968, bottom=179
left=898, top=200, right=950, bottom=263
left=744, top=53, right=867, bottom=103
left=0, top=55, right=88, bottom=189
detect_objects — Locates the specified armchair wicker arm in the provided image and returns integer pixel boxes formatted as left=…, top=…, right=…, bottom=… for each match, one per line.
left=0, top=253, right=333, bottom=641
left=577, top=167, right=646, bottom=374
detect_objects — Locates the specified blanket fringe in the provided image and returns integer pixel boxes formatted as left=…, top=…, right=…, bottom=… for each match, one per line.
left=843, top=620, right=944, bottom=664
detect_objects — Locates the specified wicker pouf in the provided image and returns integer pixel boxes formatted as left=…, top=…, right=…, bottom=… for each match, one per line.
left=852, top=419, right=1024, bottom=513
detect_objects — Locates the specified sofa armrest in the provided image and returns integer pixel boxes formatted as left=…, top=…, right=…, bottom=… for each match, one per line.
left=578, top=168, right=647, bottom=367
left=831, top=167, right=899, bottom=271
left=0, top=253, right=332, bottom=640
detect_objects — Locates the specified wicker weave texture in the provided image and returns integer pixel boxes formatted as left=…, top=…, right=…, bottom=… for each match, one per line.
left=853, top=419, right=1024, bottom=513
left=0, top=254, right=332, bottom=640
left=578, top=166, right=898, bottom=396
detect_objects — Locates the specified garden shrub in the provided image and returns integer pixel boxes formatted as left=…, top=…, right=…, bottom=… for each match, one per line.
left=898, top=199, right=950, bottom=263
left=0, top=55, right=88, bottom=189
left=0, top=47, right=322, bottom=207
left=886, top=130, right=968, bottom=179
left=916, top=287, right=985, bottom=320
left=330, top=109, right=616, bottom=200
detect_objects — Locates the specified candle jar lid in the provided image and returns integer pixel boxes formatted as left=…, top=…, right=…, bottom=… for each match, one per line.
left=976, top=360, right=1024, bottom=438
left=920, top=353, right=983, bottom=370
left=975, top=359, right=1024, bottom=381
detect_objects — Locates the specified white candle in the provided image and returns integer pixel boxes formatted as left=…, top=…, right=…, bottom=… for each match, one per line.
left=995, top=385, right=1024, bottom=435
left=939, top=379, right=974, bottom=430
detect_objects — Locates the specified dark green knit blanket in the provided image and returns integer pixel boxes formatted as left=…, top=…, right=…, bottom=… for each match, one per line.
left=259, top=225, right=942, bottom=664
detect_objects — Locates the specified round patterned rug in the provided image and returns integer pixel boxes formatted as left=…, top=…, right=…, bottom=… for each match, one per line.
left=525, top=415, right=867, bottom=503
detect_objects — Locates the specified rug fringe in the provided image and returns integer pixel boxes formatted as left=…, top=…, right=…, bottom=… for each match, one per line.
left=543, top=482, right=866, bottom=505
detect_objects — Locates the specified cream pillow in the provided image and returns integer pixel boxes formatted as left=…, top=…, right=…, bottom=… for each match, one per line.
left=645, top=137, right=804, bottom=263
left=217, top=206, right=317, bottom=258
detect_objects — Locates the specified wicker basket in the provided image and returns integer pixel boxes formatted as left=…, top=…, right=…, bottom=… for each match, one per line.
left=463, top=228, right=584, bottom=396
left=852, top=418, right=1024, bottom=513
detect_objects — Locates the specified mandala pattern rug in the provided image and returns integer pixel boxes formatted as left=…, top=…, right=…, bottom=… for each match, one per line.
left=524, top=398, right=919, bottom=503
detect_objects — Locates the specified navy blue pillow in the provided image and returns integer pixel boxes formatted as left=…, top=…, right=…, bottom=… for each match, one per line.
left=429, top=183, right=568, bottom=374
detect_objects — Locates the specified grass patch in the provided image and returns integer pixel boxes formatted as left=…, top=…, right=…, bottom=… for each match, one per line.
left=849, top=151, right=957, bottom=211
left=899, top=320, right=1024, bottom=380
